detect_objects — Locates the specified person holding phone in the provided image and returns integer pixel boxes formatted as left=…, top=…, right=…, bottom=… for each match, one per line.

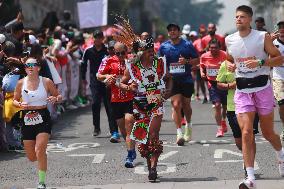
left=13, top=56, right=62, bottom=189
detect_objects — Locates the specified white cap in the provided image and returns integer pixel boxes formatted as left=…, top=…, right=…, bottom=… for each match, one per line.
left=182, top=24, right=191, bottom=34
left=25, top=58, right=37, bottom=64
left=29, top=35, right=38, bottom=44
left=0, top=34, right=6, bottom=44
left=190, top=31, right=198, bottom=37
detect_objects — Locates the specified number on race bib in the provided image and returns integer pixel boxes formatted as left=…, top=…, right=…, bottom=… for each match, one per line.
left=24, top=111, right=44, bottom=125
left=169, top=63, right=185, bottom=74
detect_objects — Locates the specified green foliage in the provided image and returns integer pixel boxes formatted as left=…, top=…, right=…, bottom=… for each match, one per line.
left=160, top=0, right=224, bottom=31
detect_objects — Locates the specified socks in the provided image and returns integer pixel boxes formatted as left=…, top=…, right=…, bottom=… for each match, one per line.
left=246, top=167, right=255, bottom=180
left=276, top=148, right=284, bottom=160
left=177, top=128, right=182, bottom=135
left=185, top=122, right=192, bottom=129
left=39, top=170, right=46, bottom=184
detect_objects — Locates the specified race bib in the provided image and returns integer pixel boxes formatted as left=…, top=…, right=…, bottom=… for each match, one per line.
left=238, top=62, right=258, bottom=73
left=24, top=111, right=43, bottom=126
left=130, top=118, right=150, bottom=144
left=146, top=90, right=162, bottom=104
left=169, top=63, right=185, bottom=74
left=207, top=68, right=219, bottom=76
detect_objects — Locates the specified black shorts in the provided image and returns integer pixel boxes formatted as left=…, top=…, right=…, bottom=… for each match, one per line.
left=171, top=80, right=194, bottom=98
left=111, top=101, right=133, bottom=120
left=21, top=109, right=52, bottom=140
left=227, top=111, right=259, bottom=138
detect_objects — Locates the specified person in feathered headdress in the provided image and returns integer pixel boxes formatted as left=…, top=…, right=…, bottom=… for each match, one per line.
left=114, top=15, right=172, bottom=182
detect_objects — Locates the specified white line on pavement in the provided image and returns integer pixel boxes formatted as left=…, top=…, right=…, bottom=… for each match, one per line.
left=67, top=154, right=105, bottom=164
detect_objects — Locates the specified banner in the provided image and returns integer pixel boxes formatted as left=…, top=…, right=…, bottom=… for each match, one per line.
left=77, top=0, right=108, bottom=29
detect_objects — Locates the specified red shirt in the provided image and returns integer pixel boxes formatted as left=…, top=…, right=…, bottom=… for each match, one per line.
left=201, top=34, right=225, bottom=50
left=193, top=38, right=203, bottom=55
left=200, top=50, right=226, bottom=88
left=98, top=55, right=134, bottom=102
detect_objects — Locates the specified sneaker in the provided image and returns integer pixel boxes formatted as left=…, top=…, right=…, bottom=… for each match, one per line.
left=110, top=132, right=120, bottom=143
left=93, top=130, right=101, bottom=137
left=202, top=98, right=208, bottom=104
left=216, top=127, right=224, bottom=138
left=221, top=120, right=228, bottom=133
left=37, top=183, right=46, bottom=189
left=181, top=117, right=187, bottom=126
left=125, top=150, right=135, bottom=168
left=66, top=104, right=78, bottom=110
left=239, top=178, right=256, bottom=189
left=176, top=133, right=185, bottom=146
left=148, top=167, right=157, bottom=182
left=184, top=126, right=192, bottom=142
left=280, top=130, right=284, bottom=142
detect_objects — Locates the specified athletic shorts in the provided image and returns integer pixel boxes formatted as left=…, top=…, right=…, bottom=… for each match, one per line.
left=208, top=86, right=227, bottom=105
left=272, top=79, right=284, bottom=105
left=21, top=109, right=52, bottom=140
left=227, top=111, right=259, bottom=138
left=111, top=100, right=133, bottom=120
left=234, top=85, right=275, bottom=115
left=171, top=80, right=194, bottom=98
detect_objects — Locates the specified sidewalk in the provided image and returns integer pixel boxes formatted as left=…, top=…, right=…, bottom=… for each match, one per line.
left=25, top=179, right=284, bottom=189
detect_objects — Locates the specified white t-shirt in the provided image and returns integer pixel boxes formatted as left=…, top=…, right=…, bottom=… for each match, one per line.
left=225, top=29, right=269, bottom=93
left=273, top=39, right=284, bottom=80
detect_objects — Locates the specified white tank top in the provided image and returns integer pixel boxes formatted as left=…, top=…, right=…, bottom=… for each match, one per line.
left=21, top=76, right=48, bottom=106
left=225, top=29, right=270, bottom=93
left=273, top=39, right=284, bottom=80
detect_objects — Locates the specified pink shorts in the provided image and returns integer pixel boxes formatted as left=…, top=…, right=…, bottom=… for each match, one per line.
left=234, top=85, right=275, bottom=115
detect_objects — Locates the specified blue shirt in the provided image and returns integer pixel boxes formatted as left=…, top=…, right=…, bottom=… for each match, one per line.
left=158, top=38, right=198, bottom=83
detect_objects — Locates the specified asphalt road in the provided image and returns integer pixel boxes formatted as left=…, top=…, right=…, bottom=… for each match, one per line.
left=1, top=100, right=284, bottom=189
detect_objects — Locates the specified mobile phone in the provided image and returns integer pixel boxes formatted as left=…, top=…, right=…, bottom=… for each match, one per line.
left=273, top=24, right=279, bottom=33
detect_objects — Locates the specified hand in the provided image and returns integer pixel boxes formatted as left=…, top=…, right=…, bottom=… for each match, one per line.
left=178, top=55, right=187, bottom=65
left=129, top=82, right=138, bottom=92
left=105, top=74, right=116, bottom=86
left=227, top=61, right=236, bottom=72
left=201, top=73, right=207, bottom=81
left=270, top=31, right=280, bottom=41
left=47, top=96, right=57, bottom=104
left=20, top=102, right=29, bottom=110
left=161, top=89, right=171, bottom=100
left=244, top=59, right=258, bottom=69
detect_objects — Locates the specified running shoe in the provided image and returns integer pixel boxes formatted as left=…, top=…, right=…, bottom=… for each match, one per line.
left=176, top=133, right=185, bottom=146
left=110, top=132, right=120, bottom=143
left=238, top=178, right=256, bottom=189
left=184, top=125, right=192, bottom=142
left=221, top=120, right=228, bottom=133
left=93, top=129, right=101, bottom=137
left=280, top=130, right=284, bottom=142
left=37, top=183, right=46, bottom=189
left=181, top=117, right=187, bottom=126
left=125, top=150, right=135, bottom=168
left=216, top=127, right=224, bottom=138
left=202, top=98, right=208, bottom=104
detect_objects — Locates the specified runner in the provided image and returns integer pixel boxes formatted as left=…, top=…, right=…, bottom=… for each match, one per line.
left=272, top=20, right=284, bottom=142
left=97, top=42, right=136, bottom=168
left=226, top=5, right=284, bottom=188
left=216, top=60, right=259, bottom=177
left=201, top=23, right=226, bottom=51
left=200, top=39, right=228, bottom=137
left=13, top=57, right=62, bottom=189
left=158, top=23, right=199, bottom=145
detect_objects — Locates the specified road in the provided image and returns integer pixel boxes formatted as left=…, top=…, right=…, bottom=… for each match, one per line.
left=1, top=100, right=284, bottom=189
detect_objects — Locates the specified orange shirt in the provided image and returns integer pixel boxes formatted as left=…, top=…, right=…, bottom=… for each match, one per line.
left=201, top=34, right=225, bottom=50
left=200, top=50, right=227, bottom=88
left=193, top=38, right=203, bottom=55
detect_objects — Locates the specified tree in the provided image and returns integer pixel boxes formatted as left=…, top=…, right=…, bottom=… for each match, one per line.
left=250, top=0, right=283, bottom=13
left=160, top=0, right=224, bottom=31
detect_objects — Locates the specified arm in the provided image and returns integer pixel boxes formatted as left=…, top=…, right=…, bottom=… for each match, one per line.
left=162, top=68, right=173, bottom=100
left=81, top=49, right=89, bottom=81
left=45, top=78, right=62, bottom=104
left=13, top=79, right=27, bottom=109
left=263, top=33, right=283, bottom=67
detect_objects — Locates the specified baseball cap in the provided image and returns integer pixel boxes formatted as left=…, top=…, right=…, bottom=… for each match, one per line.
left=182, top=24, right=191, bottom=35
left=107, top=40, right=116, bottom=48
left=93, top=30, right=104, bottom=38
left=0, top=34, right=6, bottom=44
left=166, top=23, right=180, bottom=31
left=190, top=31, right=198, bottom=37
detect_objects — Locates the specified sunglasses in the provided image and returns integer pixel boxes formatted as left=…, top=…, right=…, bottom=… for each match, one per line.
left=115, top=51, right=126, bottom=56
left=24, top=63, right=39, bottom=68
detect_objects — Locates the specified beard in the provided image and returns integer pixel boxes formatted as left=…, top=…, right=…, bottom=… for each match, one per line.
left=208, top=31, right=215, bottom=36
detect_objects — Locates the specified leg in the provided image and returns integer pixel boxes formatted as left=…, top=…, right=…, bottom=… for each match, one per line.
left=91, top=85, right=102, bottom=134
left=181, top=96, right=192, bottom=124
left=23, top=140, right=37, bottom=162
left=35, top=133, right=49, bottom=185
left=214, top=102, right=222, bottom=126
left=171, top=94, right=183, bottom=129
left=103, top=88, right=118, bottom=134
left=116, top=118, right=126, bottom=140
left=125, top=113, right=135, bottom=150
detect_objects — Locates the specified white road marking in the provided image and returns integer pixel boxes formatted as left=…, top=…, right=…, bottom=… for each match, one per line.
left=203, top=144, right=210, bottom=147
left=68, top=154, right=105, bottom=164
left=47, top=142, right=100, bottom=153
left=159, top=151, right=178, bottom=161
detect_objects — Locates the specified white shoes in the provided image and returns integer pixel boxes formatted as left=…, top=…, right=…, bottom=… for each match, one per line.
left=239, top=178, right=256, bottom=189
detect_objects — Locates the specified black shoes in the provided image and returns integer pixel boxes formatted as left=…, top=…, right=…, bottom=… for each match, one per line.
left=93, top=129, right=101, bottom=136
left=148, top=167, right=157, bottom=182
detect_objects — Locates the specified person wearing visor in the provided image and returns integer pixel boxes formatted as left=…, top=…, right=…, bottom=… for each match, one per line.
left=13, top=57, right=62, bottom=189
left=97, top=42, right=136, bottom=168
left=158, top=23, right=199, bottom=145
left=272, top=20, right=284, bottom=142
